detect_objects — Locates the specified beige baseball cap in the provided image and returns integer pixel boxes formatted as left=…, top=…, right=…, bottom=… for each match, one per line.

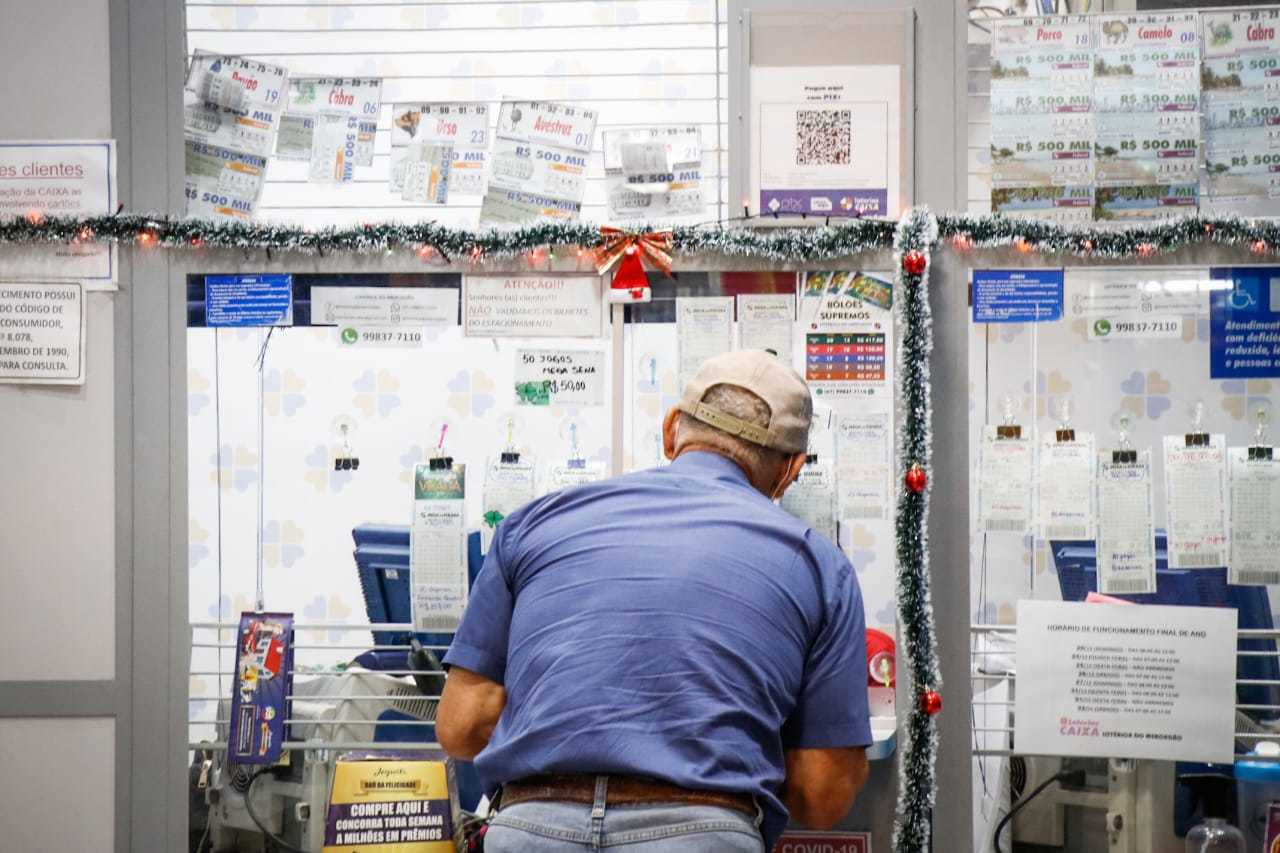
left=676, top=349, right=813, bottom=453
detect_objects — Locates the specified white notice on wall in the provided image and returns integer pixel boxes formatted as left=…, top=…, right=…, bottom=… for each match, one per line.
left=464, top=276, right=603, bottom=338
left=0, top=282, right=85, bottom=385
left=514, top=349, right=605, bottom=407
left=1097, top=452, right=1157, bottom=595
left=0, top=140, right=117, bottom=287
left=1014, top=600, right=1237, bottom=764
left=410, top=463, right=468, bottom=632
left=749, top=65, right=899, bottom=218
left=737, top=294, right=794, bottom=360
left=482, top=457, right=537, bottom=552
left=311, top=286, right=458, bottom=327
left=676, top=297, right=733, bottom=389
left=1228, top=448, right=1280, bottom=586
left=1163, top=435, right=1228, bottom=569
left=836, top=414, right=891, bottom=521
left=1038, top=434, right=1097, bottom=540
left=979, top=428, right=1032, bottom=534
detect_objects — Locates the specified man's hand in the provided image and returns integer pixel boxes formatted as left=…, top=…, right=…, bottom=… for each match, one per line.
left=437, top=666, right=507, bottom=760
left=780, top=747, right=869, bottom=830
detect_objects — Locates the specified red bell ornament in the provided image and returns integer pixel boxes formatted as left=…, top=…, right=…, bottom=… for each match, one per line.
left=905, top=463, right=927, bottom=494
left=921, top=690, right=943, bottom=716
left=902, top=250, right=927, bottom=276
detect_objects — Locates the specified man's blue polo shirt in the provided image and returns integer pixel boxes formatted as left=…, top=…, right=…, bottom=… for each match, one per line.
left=443, top=451, right=872, bottom=847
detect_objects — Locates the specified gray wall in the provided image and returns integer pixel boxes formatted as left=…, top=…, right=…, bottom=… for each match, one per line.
left=0, top=0, right=118, bottom=848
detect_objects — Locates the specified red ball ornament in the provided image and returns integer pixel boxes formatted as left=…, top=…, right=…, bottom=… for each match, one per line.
left=905, top=463, right=927, bottom=494
left=902, top=250, right=927, bottom=276
left=921, top=690, right=943, bottom=716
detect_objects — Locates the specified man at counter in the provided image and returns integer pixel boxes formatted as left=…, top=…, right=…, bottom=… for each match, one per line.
left=438, top=349, right=871, bottom=852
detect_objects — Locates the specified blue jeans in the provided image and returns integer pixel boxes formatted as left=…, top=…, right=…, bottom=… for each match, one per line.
left=484, top=777, right=765, bottom=851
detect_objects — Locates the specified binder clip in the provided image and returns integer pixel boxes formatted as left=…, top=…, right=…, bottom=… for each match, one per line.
left=1184, top=401, right=1210, bottom=447
left=429, top=424, right=453, bottom=470
left=333, top=418, right=360, bottom=471
left=500, top=417, right=521, bottom=465
left=805, top=408, right=832, bottom=465
left=1249, top=408, right=1273, bottom=461
left=1054, top=400, right=1075, bottom=443
left=1112, top=414, right=1138, bottom=465
left=566, top=423, right=586, bottom=469
left=996, top=395, right=1022, bottom=440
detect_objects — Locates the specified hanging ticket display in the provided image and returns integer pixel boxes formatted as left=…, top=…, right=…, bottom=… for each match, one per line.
left=184, top=141, right=267, bottom=221
left=781, top=464, right=837, bottom=543
left=481, top=457, right=536, bottom=552
left=410, top=464, right=468, bottom=632
left=183, top=54, right=288, bottom=159
left=544, top=461, right=607, bottom=494
left=979, top=427, right=1033, bottom=534
left=835, top=414, right=891, bottom=521
left=307, top=113, right=359, bottom=184
left=1229, top=447, right=1280, bottom=586
left=602, top=126, right=704, bottom=220
left=1097, top=452, right=1157, bottom=595
left=676, top=297, right=733, bottom=389
left=1162, top=435, right=1228, bottom=568
left=277, top=77, right=381, bottom=166
left=1038, top=433, right=1097, bottom=540
left=480, top=100, right=597, bottom=224
left=390, top=103, right=489, bottom=198
left=400, top=143, right=453, bottom=204
left=737, top=294, right=794, bottom=360
left=781, top=405, right=838, bottom=542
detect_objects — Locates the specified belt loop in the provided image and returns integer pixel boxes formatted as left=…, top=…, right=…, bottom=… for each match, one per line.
left=590, top=775, right=609, bottom=848
left=752, top=796, right=764, bottom=829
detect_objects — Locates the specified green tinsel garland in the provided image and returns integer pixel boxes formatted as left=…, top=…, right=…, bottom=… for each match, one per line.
left=5, top=211, right=1280, bottom=263
left=938, top=212, right=1280, bottom=259
left=893, top=209, right=940, bottom=853
left=0, top=213, right=898, bottom=262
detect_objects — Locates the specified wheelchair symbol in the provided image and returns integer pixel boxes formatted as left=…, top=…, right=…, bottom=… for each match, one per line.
left=1227, top=285, right=1257, bottom=311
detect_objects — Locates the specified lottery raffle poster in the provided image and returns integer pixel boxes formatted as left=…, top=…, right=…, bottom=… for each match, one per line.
left=183, top=54, right=289, bottom=221
left=480, top=100, right=598, bottom=224
left=1203, top=8, right=1280, bottom=216
left=990, top=16, right=1095, bottom=225
left=990, top=13, right=1202, bottom=222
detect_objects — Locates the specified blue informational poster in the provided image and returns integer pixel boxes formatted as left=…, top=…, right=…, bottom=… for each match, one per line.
left=205, top=274, right=293, bottom=327
left=972, top=269, right=1064, bottom=323
left=1210, top=267, right=1280, bottom=379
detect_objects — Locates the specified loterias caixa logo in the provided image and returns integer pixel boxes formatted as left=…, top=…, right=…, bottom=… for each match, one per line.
left=1060, top=717, right=1101, bottom=737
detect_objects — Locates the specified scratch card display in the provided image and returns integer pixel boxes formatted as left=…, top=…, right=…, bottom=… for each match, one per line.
left=229, top=612, right=294, bottom=764
left=390, top=103, right=489, bottom=198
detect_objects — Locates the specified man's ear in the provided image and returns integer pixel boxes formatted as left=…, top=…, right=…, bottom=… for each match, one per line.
left=662, top=408, right=681, bottom=460
left=782, top=451, right=807, bottom=490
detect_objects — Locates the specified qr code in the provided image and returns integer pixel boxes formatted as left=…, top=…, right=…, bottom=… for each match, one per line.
left=795, top=109, right=852, bottom=166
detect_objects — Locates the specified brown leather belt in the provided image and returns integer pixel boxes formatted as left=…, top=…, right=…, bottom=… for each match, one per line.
left=500, top=773, right=757, bottom=819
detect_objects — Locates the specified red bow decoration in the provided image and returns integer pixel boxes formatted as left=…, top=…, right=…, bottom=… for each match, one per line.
left=594, top=228, right=673, bottom=303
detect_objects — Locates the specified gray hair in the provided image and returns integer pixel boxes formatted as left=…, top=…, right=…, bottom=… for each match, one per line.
left=674, top=383, right=788, bottom=482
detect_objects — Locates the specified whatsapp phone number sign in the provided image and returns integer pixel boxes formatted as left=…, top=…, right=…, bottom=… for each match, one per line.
left=1089, top=315, right=1184, bottom=340
left=337, top=327, right=423, bottom=348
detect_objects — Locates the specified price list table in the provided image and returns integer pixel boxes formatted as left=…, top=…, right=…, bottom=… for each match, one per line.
left=805, top=332, right=886, bottom=382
